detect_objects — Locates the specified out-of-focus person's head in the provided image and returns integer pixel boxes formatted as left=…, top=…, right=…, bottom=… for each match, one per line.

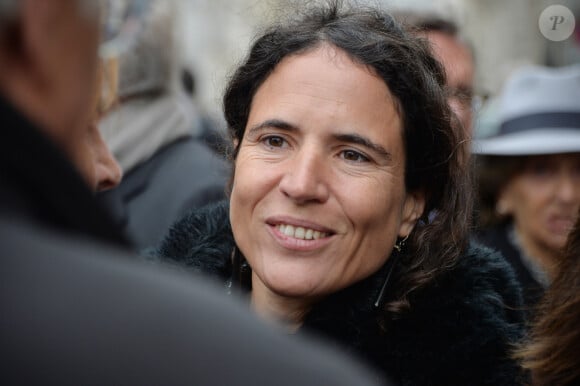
left=0, top=0, right=147, bottom=191
left=394, top=12, right=475, bottom=135
left=474, top=64, right=580, bottom=265
left=0, top=0, right=101, bottom=166
left=224, top=1, right=469, bottom=316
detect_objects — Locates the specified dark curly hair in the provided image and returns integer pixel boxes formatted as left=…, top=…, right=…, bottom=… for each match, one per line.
left=223, top=0, right=471, bottom=316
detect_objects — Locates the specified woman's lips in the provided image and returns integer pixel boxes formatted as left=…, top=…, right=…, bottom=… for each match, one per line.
left=266, top=216, right=335, bottom=234
left=546, top=216, right=576, bottom=235
left=266, top=216, right=336, bottom=252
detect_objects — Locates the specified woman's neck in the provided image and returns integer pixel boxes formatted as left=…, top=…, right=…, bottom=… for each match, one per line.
left=250, top=272, right=316, bottom=333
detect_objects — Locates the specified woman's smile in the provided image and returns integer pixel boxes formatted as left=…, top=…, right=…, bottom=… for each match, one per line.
left=266, top=216, right=336, bottom=252
left=275, top=224, right=329, bottom=241
left=546, top=213, right=576, bottom=236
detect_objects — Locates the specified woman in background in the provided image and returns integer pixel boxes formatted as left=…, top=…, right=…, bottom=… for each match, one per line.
left=474, top=65, right=580, bottom=311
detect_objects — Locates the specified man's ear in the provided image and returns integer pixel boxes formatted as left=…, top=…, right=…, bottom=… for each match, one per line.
left=398, top=190, right=426, bottom=238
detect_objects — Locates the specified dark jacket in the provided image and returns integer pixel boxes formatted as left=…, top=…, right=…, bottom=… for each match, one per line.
left=0, top=96, right=381, bottom=386
left=99, top=136, right=229, bottom=250
left=154, top=201, right=526, bottom=386
left=477, top=224, right=545, bottom=313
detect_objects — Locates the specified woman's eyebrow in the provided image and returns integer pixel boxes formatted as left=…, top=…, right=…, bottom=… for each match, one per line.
left=248, top=119, right=298, bottom=135
left=334, top=133, right=392, bottom=160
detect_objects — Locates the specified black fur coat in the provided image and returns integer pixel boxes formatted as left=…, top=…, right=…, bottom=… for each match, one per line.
left=152, top=201, right=525, bottom=385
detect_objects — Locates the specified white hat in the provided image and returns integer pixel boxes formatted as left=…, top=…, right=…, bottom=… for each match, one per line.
left=472, top=64, right=580, bottom=155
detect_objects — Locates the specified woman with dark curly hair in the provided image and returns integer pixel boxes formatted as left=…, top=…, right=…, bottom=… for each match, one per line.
left=153, top=2, right=524, bottom=384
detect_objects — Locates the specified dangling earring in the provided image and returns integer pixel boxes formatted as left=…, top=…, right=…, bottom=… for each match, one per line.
left=373, top=234, right=408, bottom=309
left=373, top=259, right=396, bottom=309
left=227, top=246, right=251, bottom=294
left=393, top=234, right=409, bottom=252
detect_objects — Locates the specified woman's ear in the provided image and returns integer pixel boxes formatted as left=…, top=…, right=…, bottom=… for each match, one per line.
left=398, top=190, right=426, bottom=238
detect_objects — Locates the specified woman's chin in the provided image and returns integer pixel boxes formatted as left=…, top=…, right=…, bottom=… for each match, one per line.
left=256, top=261, right=329, bottom=299
left=546, top=236, right=568, bottom=255
left=264, top=278, right=320, bottom=299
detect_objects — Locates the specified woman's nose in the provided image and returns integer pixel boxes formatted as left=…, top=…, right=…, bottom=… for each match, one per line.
left=555, top=171, right=579, bottom=204
left=278, top=150, right=329, bottom=204
left=94, top=127, right=122, bottom=192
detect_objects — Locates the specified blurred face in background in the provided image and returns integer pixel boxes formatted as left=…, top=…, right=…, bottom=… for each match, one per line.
left=76, top=59, right=122, bottom=192
left=0, top=0, right=130, bottom=192
left=0, top=0, right=101, bottom=181
left=30, top=0, right=102, bottom=164
left=425, top=31, right=475, bottom=136
left=59, top=2, right=123, bottom=192
left=498, top=153, right=580, bottom=262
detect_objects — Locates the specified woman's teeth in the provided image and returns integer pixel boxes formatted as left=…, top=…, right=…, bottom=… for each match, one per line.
left=276, top=224, right=328, bottom=240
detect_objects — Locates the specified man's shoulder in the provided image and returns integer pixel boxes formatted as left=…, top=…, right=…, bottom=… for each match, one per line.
left=0, top=217, right=380, bottom=385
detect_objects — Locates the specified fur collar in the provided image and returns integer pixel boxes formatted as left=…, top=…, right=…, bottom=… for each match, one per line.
left=154, top=201, right=525, bottom=385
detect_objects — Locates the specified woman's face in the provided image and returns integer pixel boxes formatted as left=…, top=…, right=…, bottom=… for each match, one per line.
left=229, top=45, right=424, bottom=301
left=499, top=153, right=580, bottom=257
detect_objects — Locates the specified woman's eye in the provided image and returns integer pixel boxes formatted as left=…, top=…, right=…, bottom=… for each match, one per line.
left=528, top=163, right=552, bottom=177
left=341, top=149, right=369, bottom=163
left=263, top=136, right=286, bottom=148
left=573, top=164, right=580, bottom=178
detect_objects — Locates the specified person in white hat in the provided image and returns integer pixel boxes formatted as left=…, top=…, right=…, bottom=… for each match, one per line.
left=473, top=64, right=580, bottom=313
